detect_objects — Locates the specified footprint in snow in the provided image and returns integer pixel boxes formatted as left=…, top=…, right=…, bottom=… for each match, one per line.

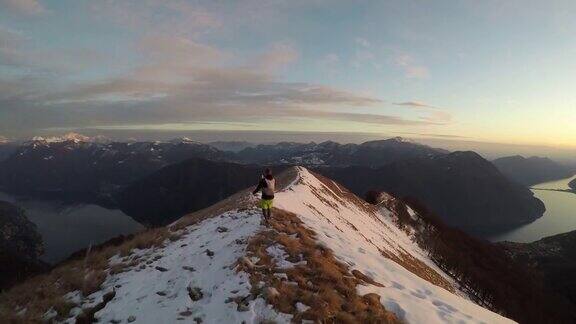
left=432, top=300, right=457, bottom=313
left=410, top=291, right=427, bottom=299
left=391, top=281, right=405, bottom=290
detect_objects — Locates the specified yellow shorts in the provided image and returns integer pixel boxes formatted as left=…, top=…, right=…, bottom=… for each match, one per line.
left=259, top=199, right=274, bottom=210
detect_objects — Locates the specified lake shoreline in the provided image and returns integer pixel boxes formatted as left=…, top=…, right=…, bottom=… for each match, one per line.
left=484, top=174, right=576, bottom=243
left=0, top=191, right=144, bottom=264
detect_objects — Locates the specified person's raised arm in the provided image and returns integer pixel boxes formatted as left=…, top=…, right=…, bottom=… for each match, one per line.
left=252, top=177, right=264, bottom=195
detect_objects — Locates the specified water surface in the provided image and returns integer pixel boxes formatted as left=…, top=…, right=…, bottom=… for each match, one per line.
left=487, top=175, right=576, bottom=243
left=0, top=191, right=144, bottom=263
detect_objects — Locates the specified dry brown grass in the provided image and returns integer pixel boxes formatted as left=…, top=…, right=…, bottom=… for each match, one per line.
left=379, top=248, right=455, bottom=293
left=312, top=171, right=455, bottom=293
left=237, top=208, right=401, bottom=324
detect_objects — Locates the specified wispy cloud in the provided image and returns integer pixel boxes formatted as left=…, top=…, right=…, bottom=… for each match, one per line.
left=355, top=37, right=371, bottom=48
left=419, top=110, right=452, bottom=123
left=89, top=0, right=220, bottom=37
left=394, top=53, right=429, bottom=79
left=254, top=42, right=299, bottom=73
left=1, top=0, right=47, bottom=16
left=393, top=101, right=452, bottom=124
left=394, top=101, right=437, bottom=109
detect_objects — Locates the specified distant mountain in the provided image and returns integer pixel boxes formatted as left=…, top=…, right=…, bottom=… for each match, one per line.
left=317, top=151, right=545, bottom=233
left=118, top=159, right=287, bottom=226
left=569, top=178, right=576, bottom=191
left=208, top=141, right=256, bottom=152
left=501, top=230, right=576, bottom=309
left=0, top=143, right=17, bottom=162
left=0, top=136, right=231, bottom=204
left=235, top=137, right=447, bottom=167
left=0, top=201, right=47, bottom=290
left=492, top=155, right=573, bottom=186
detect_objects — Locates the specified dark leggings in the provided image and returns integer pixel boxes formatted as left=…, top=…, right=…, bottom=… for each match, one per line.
left=262, top=208, right=272, bottom=220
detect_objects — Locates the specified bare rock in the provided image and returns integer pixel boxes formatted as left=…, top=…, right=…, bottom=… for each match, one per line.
left=187, top=286, right=203, bottom=301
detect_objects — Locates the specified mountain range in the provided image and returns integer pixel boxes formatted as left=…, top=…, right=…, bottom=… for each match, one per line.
left=317, top=151, right=545, bottom=232
left=492, top=155, right=573, bottom=186
left=0, top=135, right=230, bottom=205
left=234, top=137, right=447, bottom=167
left=0, top=134, right=550, bottom=234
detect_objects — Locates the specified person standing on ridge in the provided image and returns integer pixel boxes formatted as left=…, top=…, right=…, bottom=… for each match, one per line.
left=253, top=168, right=275, bottom=225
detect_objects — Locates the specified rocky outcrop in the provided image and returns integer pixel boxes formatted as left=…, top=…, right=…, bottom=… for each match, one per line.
left=0, top=201, right=47, bottom=290
left=0, top=201, right=43, bottom=260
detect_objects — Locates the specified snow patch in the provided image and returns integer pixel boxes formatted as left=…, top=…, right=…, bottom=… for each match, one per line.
left=62, top=208, right=291, bottom=324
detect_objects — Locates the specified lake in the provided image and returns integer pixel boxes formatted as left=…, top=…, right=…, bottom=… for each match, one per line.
left=486, top=175, right=576, bottom=243
left=0, top=191, right=144, bottom=263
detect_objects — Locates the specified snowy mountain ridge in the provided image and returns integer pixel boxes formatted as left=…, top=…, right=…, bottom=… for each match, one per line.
left=0, top=166, right=514, bottom=323
left=30, top=132, right=109, bottom=144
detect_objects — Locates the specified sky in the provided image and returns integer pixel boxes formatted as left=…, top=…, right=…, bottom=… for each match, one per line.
left=0, top=0, right=575, bottom=151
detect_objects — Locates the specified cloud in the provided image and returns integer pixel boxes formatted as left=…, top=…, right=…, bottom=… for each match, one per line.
left=0, top=25, right=27, bottom=67
left=0, top=1, right=448, bottom=136
left=394, top=101, right=453, bottom=124
left=419, top=110, right=452, bottom=123
left=319, top=53, right=340, bottom=67
left=393, top=53, right=429, bottom=79
left=1, top=0, right=46, bottom=16
left=396, top=132, right=469, bottom=139
left=89, top=0, right=220, bottom=37
left=0, top=25, right=109, bottom=74
left=298, top=110, right=435, bottom=126
left=394, top=101, right=436, bottom=109
left=254, top=42, right=299, bottom=72
left=355, top=37, right=371, bottom=48
left=1, top=38, right=434, bottom=134
left=138, top=35, right=224, bottom=67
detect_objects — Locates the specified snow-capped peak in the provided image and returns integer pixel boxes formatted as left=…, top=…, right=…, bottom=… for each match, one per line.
left=169, top=137, right=201, bottom=145
left=30, top=133, right=110, bottom=144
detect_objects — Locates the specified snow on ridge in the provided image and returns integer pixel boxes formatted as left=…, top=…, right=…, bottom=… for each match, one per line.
left=276, top=166, right=515, bottom=324
left=30, top=132, right=110, bottom=144
left=58, top=207, right=290, bottom=324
